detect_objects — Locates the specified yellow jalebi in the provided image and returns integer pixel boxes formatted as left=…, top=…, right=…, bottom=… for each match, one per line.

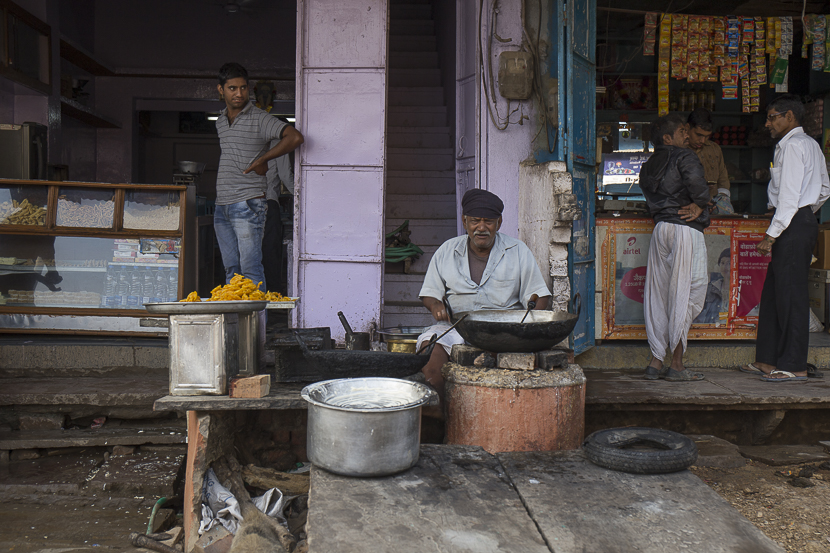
left=181, top=291, right=201, bottom=302
left=179, top=274, right=293, bottom=302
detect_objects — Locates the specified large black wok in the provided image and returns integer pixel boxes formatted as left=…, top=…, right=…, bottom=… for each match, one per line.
left=446, top=294, right=581, bottom=353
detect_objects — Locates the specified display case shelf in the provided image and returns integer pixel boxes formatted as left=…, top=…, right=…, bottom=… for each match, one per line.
left=0, top=179, right=189, bottom=334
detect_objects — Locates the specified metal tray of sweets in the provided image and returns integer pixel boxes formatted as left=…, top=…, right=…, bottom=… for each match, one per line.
left=145, top=300, right=269, bottom=315
left=265, top=297, right=299, bottom=310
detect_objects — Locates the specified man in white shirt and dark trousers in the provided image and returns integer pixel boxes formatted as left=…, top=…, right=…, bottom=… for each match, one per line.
left=741, top=95, right=830, bottom=382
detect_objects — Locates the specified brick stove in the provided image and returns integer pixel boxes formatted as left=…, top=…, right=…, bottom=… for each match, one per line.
left=442, top=345, right=586, bottom=454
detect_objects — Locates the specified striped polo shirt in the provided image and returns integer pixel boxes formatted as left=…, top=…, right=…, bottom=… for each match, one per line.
left=216, top=102, right=287, bottom=205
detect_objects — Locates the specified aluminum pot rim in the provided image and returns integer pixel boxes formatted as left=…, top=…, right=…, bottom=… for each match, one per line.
left=301, top=377, right=436, bottom=413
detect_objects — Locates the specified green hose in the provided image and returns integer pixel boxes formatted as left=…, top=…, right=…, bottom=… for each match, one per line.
left=385, top=244, right=424, bottom=263
left=147, top=496, right=168, bottom=534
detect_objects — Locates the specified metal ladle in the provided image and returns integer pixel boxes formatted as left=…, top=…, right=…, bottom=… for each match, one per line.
left=520, top=300, right=537, bottom=323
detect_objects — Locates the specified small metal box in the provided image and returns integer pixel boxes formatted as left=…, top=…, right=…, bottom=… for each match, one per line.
left=169, top=313, right=240, bottom=395
left=498, top=51, right=533, bottom=100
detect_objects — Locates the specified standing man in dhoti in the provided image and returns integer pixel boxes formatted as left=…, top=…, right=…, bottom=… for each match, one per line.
left=639, top=114, right=711, bottom=381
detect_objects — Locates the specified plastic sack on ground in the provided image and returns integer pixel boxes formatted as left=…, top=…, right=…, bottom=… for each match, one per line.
left=198, top=468, right=289, bottom=535
left=809, top=308, right=824, bottom=333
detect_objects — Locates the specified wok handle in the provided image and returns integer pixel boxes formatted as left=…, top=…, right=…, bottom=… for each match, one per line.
left=441, top=296, right=454, bottom=321
left=570, top=293, right=582, bottom=317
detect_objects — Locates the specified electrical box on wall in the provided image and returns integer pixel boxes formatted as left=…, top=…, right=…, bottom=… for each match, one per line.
left=498, top=51, right=533, bottom=100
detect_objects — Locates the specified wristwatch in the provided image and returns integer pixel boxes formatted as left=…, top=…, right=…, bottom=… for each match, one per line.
left=765, top=234, right=776, bottom=244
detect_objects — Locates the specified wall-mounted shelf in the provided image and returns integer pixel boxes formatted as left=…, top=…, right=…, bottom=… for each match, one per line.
left=60, top=97, right=121, bottom=129
left=59, top=37, right=115, bottom=77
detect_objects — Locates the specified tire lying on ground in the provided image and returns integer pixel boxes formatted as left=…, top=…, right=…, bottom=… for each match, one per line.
left=583, top=427, right=698, bottom=474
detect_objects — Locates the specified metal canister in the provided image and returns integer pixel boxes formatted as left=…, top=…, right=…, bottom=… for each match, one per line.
left=168, top=313, right=240, bottom=395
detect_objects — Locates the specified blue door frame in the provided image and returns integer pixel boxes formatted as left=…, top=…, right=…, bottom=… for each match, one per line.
left=538, top=0, right=596, bottom=354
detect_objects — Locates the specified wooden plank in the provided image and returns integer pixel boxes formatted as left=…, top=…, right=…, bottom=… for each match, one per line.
left=153, top=384, right=307, bottom=412
left=307, top=445, right=549, bottom=553
left=585, top=368, right=830, bottom=409
left=498, top=450, right=785, bottom=553
left=0, top=427, right=185, bottom=449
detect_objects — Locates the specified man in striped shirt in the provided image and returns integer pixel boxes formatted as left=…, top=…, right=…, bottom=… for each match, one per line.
left=215, top=62, right=304, bottom=289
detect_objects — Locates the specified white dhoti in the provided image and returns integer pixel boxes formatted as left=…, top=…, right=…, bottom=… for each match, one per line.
left=643, top=222, right=708, bottom=361
left=416, top=323, right=465, bottom=355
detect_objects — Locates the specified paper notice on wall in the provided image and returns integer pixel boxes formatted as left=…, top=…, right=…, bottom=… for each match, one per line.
left=732, top=233, right=771, bottom=320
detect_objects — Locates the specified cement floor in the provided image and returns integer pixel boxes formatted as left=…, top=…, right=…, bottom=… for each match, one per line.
left=0, top=500, right=153, bottom=553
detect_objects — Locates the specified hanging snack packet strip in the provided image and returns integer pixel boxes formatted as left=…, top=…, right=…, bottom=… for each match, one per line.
left=671, top=14, right=689, bottom=79
left=644, top=12, right=659, bottom=56
left=658, top=14, right=671, bottom=116
left=809, top=15, right=827, bottom=70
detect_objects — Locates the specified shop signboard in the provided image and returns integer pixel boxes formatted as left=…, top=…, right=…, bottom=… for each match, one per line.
left=598, top=217, right=770, bottom=339
left=601, top=152, right=651, bottom=185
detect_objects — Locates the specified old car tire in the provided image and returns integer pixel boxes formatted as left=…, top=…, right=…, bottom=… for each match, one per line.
left=583, top=427, right=698, bottom=474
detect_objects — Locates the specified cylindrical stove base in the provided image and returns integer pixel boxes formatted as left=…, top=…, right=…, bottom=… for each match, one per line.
left=443, top=363, right=585, bottom=454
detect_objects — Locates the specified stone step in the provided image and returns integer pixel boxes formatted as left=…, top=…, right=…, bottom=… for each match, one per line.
left=388, top=147, right=454, bottom=171
left=387, top=126, right=452, bottom=148
left=390, top=3, right=432, bottom=20
left=0, top=449, right=184, bottom=505
left=389, top=67, right=442, bottom=87
left=407, top=244, right=437, bottom=273
left=0, top=425, right=186, bottom=450
left=390, top=19, right=434, bottom=36
left=0, top=377, right=168, bottom=422
left=388, top=107, right=447, bottom=127
left=387, top=218, right=457, bottom=246
left=388, top=87, right=445, bottom=106
left=0, top=336, right=168, bottom=373
left=389, top=51, right=440, bottom=69
left=385, top=272, right=432, bottom=303
left=390, top=35, right=437, bottom=52
left=387, top=194, right=456, bottom=219
left=381, top=301, right=436, bottom=328
left=387, top=170, right=456, bottom=195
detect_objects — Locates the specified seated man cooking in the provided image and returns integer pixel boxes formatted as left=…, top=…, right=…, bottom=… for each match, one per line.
left=417, top=189, right=552, bottom=404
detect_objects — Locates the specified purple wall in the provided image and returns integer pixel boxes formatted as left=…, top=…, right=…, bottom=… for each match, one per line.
left=293, top=0, right=388, bottom=340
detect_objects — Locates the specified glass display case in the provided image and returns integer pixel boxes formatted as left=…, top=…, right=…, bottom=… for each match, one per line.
left=0, top=183, right=48, bottom=226
left=0, top=235, right=180, bottom=309
left=124, top=190, right=181, bottom=231
left=56, top=187, right=116, bottom=228
left=0, top=179, right=188, bottom=334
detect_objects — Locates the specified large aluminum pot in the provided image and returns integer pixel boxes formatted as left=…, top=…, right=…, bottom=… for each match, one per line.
left=301, top=377, right=436, bottom=477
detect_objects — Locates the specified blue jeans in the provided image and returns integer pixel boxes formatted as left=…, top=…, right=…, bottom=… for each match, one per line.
left=214, top=198, right=267, bottom=289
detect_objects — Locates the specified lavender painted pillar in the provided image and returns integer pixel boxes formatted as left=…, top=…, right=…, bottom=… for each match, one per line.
left=293, top=0, right=388, bottom=341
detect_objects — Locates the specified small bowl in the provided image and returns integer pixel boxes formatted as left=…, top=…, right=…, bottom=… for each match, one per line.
left=176, top=161, right=206, bottom=175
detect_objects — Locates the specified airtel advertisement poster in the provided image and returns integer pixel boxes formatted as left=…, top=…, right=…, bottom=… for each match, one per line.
left=731, top=231, right=772, bottom=321
left=599, top=218, right=770, bottom=340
